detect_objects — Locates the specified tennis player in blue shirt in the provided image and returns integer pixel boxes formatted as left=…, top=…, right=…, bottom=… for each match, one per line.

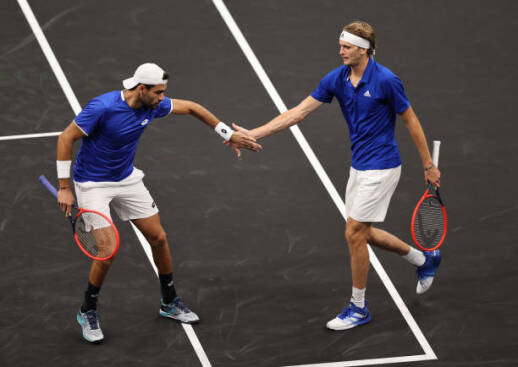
left=56, top=63, right=262, bottom=342
left=231, top=21, right=442, bottom=330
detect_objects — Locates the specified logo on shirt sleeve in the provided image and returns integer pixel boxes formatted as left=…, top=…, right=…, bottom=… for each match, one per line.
left=140, top=119, right=150, bottom=126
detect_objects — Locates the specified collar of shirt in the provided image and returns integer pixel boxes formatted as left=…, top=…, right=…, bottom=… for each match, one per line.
left=345, top=57, right=375, bottom=88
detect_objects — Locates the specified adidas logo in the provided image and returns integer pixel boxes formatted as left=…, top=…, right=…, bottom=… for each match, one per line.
left=363, top=90, right=371, bottom=97
left=140, top=119, right=149, bottom=126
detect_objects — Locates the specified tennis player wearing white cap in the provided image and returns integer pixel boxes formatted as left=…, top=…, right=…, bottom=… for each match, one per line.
left=56, top=62, right=262, bottom=343
left=230, top=21, right=442, bottom=330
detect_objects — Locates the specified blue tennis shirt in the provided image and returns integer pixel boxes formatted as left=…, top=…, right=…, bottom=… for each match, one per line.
left=311, top=58, right=410, bottom=170
left=73, top=91, right=172, bottom=182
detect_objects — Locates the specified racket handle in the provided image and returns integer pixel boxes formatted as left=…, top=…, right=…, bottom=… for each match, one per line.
left=39, top=175, right=58, bottom=198
left=432, top=140, right=441, bottom=168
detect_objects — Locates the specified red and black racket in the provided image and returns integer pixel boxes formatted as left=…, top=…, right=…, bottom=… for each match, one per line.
left=39, top=175, right=120, bottom=261
left=411, top=141, right=448, bottom=251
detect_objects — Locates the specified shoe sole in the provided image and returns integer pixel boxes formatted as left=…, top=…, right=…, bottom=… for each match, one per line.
left=159, top=310, right=200, bottom=324
left=326, top=314, right=372, bottom=331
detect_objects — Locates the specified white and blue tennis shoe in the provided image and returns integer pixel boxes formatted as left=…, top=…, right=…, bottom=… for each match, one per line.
left=326, top=302, right=371, bottom=330
left=159, top=297, right=199, bottom=324
left=416, top=249, right=442, bottom=294
left=77, top=309, right=104, bottom=343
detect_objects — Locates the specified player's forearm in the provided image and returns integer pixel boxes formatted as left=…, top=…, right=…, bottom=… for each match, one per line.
left=404, top=116, right=433, bottom=168
left=188, top=102, right=220, bottom=128
left=253, top=109, right=303, bottom=139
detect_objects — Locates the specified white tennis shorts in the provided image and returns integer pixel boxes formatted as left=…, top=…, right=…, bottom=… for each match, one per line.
left=345, top=165, right=401, bottom=222
left=74, top=168, right=159, bottom=222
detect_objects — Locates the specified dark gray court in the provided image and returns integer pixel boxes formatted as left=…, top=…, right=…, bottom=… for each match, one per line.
left=1, top=0, right=517, bottom=366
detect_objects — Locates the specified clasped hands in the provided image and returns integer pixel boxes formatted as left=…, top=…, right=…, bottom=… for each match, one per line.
left=224, top=123, right=261, bottom=157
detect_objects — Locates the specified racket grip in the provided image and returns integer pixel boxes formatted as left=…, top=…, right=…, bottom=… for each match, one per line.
left=432, top=140, right=441, bottom=168
left=39, top=175, right=58, bottom=198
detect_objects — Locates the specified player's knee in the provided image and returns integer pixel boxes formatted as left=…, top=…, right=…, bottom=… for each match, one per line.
left=345, top=229, right=359, bottom=246
left=345, top=225, right=359, bottom=244
left=148, top=230, right=167, bottom=248
left=345, top=225, right=367, bottom=248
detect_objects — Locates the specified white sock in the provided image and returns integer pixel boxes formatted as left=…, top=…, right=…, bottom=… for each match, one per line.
left=403, top=247, right=426, bottom=267
left=350, top=287, right=366, bottom=308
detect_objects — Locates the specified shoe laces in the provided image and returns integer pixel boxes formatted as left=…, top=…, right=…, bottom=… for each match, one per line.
left=85, top=310, right=100, bottom=330
left=173, top=298, right=191, bottom=313
left=339, top=303, right=365, bottom=319
left=338, top=306, right=353, bottom=319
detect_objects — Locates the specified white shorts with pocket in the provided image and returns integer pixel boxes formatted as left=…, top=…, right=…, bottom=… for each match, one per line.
left=74, top=168, right=158, bottom=222
left=345, top=165, right=401, bottom=222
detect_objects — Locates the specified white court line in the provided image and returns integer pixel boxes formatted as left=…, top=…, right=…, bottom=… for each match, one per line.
left=130, top=223, right=212, bottom=367
left=16, top=0, right=81, bottom=114
left=0, top=131, right=61, bottom=141
left=283, top=354, right=436, bottom=367
left=211, top=1, right=438, bottom=366
left=16, top=1, right=211, bottom=366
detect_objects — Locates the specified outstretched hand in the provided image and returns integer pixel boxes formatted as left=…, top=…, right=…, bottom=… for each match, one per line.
left=222, top=123, right=262, bottom=157
left=232, top=123, right=254, bottom=137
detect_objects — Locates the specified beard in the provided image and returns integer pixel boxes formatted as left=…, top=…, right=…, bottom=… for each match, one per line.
left=142, top=99, right=158, bottom=109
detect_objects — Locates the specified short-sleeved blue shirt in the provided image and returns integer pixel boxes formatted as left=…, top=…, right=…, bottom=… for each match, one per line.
left=311, top=58, right=410, bottom=170
left=73, top=91, right=172, bottom=182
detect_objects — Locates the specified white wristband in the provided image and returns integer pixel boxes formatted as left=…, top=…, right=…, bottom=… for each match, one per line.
left=214, top=121, right=234, bottom=141
left=57, top=160, right=72, bottom=179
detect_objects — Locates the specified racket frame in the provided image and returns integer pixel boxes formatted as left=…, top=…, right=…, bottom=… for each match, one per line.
left=410, top=140, right=447, bottom=251
left=72, top=208, right=120, bottom=261
left=410, top=182, right=448, bottom=251
left=39, top=175, right=120, bottom=261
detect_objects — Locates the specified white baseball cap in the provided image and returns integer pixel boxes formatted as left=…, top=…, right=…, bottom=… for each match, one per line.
left=122, top=63, right=168, bottom=89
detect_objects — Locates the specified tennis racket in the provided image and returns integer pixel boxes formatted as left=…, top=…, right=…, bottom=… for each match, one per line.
left=411, top=141, right=448, bottom=251
left=39, top=175, right=120, bottom=261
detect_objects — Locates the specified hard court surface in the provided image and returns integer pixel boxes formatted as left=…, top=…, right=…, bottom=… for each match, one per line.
left=0, top=0, right=517, bottom=366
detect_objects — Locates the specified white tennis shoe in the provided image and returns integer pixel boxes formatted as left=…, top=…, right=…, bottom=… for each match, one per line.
left=77, top=309, right=104, bottom=343
left=416, top=250, right=442, bottom=294
left=326, top=302, right=371, bottom=330
left=159, top=297, right=199, bottom=324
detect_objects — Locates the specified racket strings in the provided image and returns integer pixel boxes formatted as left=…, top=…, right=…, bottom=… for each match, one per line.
left=75, top=214, right=117, bottom=258
left=413, top=196, right=445, bottom=248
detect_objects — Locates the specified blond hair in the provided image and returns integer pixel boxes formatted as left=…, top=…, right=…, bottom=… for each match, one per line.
left=343, top=21, right=376, bottom=55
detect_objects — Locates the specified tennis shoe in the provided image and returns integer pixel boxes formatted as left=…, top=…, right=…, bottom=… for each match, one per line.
left=416, top=249, right=441, bottom=294
left=326, top=302, right=371, bottom=330
left=77, top=309, right=104, bottom=343
left=159, top=297, right=199, bottom=324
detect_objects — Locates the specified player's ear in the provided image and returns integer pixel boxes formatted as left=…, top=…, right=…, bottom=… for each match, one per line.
left=136, top=84, right=146, bottom=96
